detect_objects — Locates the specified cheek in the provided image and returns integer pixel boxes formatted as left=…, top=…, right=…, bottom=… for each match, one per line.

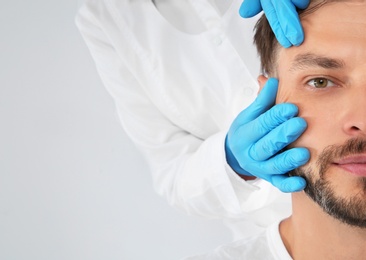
left=276, top=82, right=338, bottom=164
left=287, top=97, right=339, bottom=166
left=295, top=114, right=330, bottom=164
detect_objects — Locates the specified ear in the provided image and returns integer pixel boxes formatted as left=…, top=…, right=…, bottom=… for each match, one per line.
left=257, top=75, right=269, bottom=94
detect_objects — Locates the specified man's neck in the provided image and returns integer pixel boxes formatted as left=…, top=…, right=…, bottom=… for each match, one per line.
left=280, top=192, right=366, bottom=260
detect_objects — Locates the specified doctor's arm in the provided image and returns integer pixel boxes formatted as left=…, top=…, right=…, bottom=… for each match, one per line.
left=75, top=1, right=284, bottom=219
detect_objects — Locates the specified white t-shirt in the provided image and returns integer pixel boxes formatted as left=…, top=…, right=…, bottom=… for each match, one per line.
left=184, top=221, right=292, bottom=260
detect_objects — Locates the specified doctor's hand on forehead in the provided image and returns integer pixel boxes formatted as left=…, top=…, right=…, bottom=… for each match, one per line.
left=239, top=0, right=310, bottom=47
left=225, top=79, right=310, bottom=193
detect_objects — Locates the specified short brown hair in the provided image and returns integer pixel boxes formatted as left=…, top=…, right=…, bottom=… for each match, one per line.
left=253, top=15, right=279, bottom=76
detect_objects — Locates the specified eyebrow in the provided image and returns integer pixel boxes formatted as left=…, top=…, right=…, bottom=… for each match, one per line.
left=289, top=53, right=345, bottom=72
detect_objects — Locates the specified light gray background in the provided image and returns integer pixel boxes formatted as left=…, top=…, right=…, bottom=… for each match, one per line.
left=0, top=1, right=231, bottom=259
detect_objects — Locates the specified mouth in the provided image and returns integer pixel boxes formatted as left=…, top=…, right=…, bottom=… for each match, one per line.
left=333, top=154, right=366, bottom=177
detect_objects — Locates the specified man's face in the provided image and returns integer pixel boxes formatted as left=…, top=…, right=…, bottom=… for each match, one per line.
left=276, top=1, right=366, bottom=227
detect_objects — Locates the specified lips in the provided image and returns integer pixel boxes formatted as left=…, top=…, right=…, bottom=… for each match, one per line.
left=333, top=154, right=366, bottom=177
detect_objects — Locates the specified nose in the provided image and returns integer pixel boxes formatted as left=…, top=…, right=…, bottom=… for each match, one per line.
left=342, top=89, right=366, bottom=137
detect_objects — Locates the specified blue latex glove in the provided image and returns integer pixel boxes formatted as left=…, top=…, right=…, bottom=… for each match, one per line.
left=239, top=0, right=310, bottom=47
left=225, top=78, right=310, bottom=192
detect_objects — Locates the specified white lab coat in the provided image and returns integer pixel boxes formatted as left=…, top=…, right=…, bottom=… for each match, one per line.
left=76, top=0, right=291, bottom=240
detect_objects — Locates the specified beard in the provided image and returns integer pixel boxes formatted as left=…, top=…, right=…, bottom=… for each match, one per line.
left=289, top=138, right=366, bottom=228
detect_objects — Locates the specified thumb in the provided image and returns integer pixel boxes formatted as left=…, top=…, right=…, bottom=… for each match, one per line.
left=242, top=78, right=278, bottom=122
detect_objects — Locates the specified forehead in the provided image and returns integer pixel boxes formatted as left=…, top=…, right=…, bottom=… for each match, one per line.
left=278, top=1, right=366, bottom=70
left=302, top=1, right=366, bottom=38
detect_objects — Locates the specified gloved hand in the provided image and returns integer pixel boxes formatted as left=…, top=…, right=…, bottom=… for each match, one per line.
left=239, top=0, right=310, bottom=48
left=225, top=78, right=310, bottom=192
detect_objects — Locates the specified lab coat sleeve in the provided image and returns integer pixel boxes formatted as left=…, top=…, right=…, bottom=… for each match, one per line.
left=75, top=0, right=281, bottom=219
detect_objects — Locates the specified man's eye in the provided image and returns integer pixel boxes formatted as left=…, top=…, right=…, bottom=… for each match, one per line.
left=307, top=78, right=336, bottom=88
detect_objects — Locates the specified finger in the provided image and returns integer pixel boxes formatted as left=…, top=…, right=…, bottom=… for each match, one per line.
left=239, top=0, right=262, bottom=18
left=260, top=147, right=310, bottom=175
left=291, top=0, right=310, bottom=9
left=271, top=175, right=307, bottom=193
left=234, top=78, right=278, bottom=126
left=249, top=116, right=306, bottom=161
left=275, top=0, right=304, bottom=46
left=242, top=103, right=299, bottom=147
left=261, top=0, right=292, bottom=48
